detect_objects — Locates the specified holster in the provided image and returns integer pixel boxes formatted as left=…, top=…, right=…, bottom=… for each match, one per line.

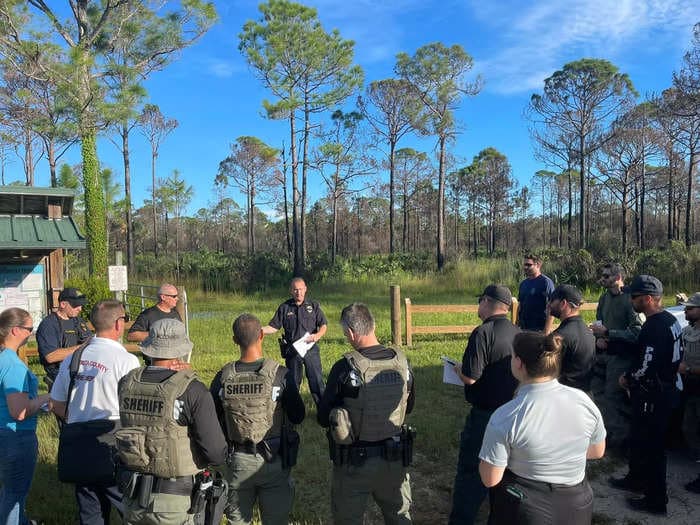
left=401, top=425, right=416, bottom=467
left=382, top=436, right=402, bottom=462
left=281, top=425, right=300, bottom=468
left=279, top=338, right=292, bottom=359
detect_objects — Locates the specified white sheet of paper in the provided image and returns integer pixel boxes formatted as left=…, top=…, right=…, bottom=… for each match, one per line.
left=293, top=332, right=314, bottom=358
left=441, top=356, right=463, bottom=386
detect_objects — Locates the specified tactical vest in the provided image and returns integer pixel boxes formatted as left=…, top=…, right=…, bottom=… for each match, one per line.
left=343, top=349, right=410, bottom=442
left=220, top=359, right=282, bottom=444
left=116, top=368, right=199, bottom=478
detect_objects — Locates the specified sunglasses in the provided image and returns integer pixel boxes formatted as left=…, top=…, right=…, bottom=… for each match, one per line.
left=16, top=325, right=34, bottom=333
left=117, top=314, right=131, bottom=323
left=162, top=294, right=178, bottom=298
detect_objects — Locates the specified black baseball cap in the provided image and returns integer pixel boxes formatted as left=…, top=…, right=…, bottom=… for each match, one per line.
left=478, top=284, right=512, bottom=307
left=549, top=284, right=583, bottom=307
left=623, top=275, right=663, bottom=297
left=59, top=288, right=87, bottom=307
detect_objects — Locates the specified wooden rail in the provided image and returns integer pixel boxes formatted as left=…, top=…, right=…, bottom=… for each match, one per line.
left=403, top=298, right=598, bottom=346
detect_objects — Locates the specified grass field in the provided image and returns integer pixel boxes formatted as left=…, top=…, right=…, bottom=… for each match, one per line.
left=26, top=276, right=607, bottom=524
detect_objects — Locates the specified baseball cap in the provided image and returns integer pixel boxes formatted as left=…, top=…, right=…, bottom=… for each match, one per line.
left=59, top=288, right=87, bottom=307
left=140, top=319, right=193, bottom=360
left=623, top=275, right=663, bottom=297
left=681, top=292, right=700, bottom=308
left=549, top=284, right=583, bottom=307
left=478, top=284, right=512, bottom=307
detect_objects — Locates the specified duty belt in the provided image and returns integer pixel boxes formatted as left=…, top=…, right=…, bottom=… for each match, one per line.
left=233, top=437, right=281, bottom=455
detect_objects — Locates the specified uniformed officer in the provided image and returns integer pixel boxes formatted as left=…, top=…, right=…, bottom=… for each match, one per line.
left=449, top=285, right=520, bottom=525
left=36, top=287, right=92, bottom=384
left=610, top=275, right=683, bottom=515
left=127, top=283, right=182, bottom=343
left=263, top=277, right=327, bottom=404
left=318, top=303, right=415, bottom=525
left=116, top=319, right=227, bottom=525
left=211, top=313, right=305, bottom=525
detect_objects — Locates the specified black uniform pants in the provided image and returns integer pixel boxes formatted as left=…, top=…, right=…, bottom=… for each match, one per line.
left=628, top=386, right=679, bottom=506
left=286, top=344, right=324, bottom=404
left=489, top=470, right=593, bottom=525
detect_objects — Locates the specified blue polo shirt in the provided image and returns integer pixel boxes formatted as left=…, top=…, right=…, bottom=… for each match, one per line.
left=0, top=347, right=39, bottom=431
left=517, top=274, right=555, bottom=331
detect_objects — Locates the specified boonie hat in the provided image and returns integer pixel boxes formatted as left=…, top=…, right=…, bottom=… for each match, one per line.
left=549, top=284, right=584, bottom=307
left=623, top=275, right=663, bottom=297
left=478, top=284, right=512, bottom=307
left=140, top=319, right=193, bottom=360
left=59, top=287, right=87, bottom=307
left=681, top=292, right=700, bottom=308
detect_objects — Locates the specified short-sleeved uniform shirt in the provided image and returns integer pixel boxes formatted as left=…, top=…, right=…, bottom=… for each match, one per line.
left=268, top=298, right=327, bottom=342
left=462, top=315, right=521, bottom=410
left=517, top=274, right=555, bottom=331
left=128, top=306, right=182, bottom=336
left=36, top=312, right=92, bottom=379
left=479, top=379, right=606, bottom=485
left=0, top=348, right=40, bottom=431
left=51, top=337, right=140, bottom=424
left=554, top=315, right=596, bottom=391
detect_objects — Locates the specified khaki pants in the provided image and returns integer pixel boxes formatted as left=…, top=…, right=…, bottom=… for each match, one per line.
left=225, top=451, right=293, bottom=525
left=123, top=492, right=193, bottom=525
left=331, top=456, right=412, bottom=525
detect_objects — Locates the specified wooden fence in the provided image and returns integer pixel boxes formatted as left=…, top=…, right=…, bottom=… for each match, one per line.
left=390, top=285, right=599, bottom=347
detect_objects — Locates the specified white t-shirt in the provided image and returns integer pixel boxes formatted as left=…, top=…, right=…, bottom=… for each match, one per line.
left=51, top=337, right=140, bottom=424
left=479, top=379, right=606, bottom=485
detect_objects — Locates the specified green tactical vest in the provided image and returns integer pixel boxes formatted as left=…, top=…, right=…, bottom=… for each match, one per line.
left=116, top=368, right=200, bottom=478
left=343, top=349, right=410, bottom=442
left=220, top=359, right=282, bottom=444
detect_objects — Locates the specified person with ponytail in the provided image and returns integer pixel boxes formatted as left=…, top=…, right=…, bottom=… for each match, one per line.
left=478, top=332, right=606, bottom=524
left=0, top=307, right=50, bottom=525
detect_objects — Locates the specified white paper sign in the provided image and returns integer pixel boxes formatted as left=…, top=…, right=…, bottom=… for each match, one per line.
left=292, top=332, right=314, bottom=358
left=441, top=356, right=464, bottom=386
left=108, top=265, right=128, bottom=291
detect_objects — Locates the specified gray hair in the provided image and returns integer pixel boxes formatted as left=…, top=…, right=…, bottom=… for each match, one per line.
left=340, top=303, right=375, bottom=336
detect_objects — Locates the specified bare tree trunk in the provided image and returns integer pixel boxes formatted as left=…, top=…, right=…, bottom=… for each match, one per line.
left=301, top=101, right=310, bottom=267
left=122, top=124, right=135, bottom=274
left=389, top=140, right=396, bottom=253
left=290, top=113, right=302, bottom=275
left=152, top=151, right=158, bottom=256
left=667, top=148, right=673, bottom=241
left=437, top=135, right=446, bottom=270
left=685, top=150, right=696, bottom=248
left=578, top=137, right=586, bottom=248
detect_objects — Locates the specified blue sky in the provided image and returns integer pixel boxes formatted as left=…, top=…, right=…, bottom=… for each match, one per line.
left=9, top=0, right=700, bottom=217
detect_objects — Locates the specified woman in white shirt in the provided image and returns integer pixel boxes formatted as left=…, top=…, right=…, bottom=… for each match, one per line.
left=478, top=331, right=606, bottom=524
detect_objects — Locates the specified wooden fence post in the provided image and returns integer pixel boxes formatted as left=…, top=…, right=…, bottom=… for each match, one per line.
left=390, top=285, right=402, bottom=346
left=404, top=298, right=413, bottom=347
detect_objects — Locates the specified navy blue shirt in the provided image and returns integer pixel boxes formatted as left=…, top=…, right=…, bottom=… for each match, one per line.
left=269, top=298, right=327, bottom=342
left=36, top=312, right=92, bottom=380
left=517, top=274, right=555, bottom=331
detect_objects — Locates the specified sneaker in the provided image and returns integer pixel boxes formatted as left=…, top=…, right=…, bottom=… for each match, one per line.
left=627, top=496, right=667, bottom=515
left=685, top=476, right=700, bottom=494
left=608, top=475, right=645, bottom=493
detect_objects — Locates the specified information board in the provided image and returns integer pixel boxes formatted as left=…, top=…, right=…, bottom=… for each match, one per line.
left=0, top=264, right=46, bottom=328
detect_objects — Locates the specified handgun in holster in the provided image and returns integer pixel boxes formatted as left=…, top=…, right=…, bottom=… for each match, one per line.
left=281, top=424, right=300, bottom=468
left=279, top=337, right=290, bottom=358
left=401, top=425, right=416, bottom=467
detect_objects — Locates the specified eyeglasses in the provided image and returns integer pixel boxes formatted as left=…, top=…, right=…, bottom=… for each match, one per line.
left=523, top=263, right=534, bottom=267
left=16, top=325, right=34, bottom=333
left=478, top=296, right=487, bottom=303
left=116, top=314, right=130, bottom=323
left=161, top=294, right=178, bottom=298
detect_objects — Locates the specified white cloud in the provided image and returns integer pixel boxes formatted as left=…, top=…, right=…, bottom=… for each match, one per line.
left=207, top=59, right=239, bottom=78
left=469, top=0, right=700, bottom=94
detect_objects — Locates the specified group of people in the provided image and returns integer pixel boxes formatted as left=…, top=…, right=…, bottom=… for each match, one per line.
left=0, top=278, right=414, bottom=525
left=1, top=261, right=698, bottom=524
left=449, top=254, right=698, bottom=524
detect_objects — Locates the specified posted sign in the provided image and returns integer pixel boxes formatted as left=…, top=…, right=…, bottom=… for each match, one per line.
left=108, top=265, right=128, bottom=291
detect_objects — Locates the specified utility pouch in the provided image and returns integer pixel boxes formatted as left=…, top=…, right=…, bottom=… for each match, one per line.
left=137, top=474, right=154, bottom=509
left=281, top=426, right=300, bottom=468
left=189, top=471, right=212, bottom=516
left=383, top=436, right=402, bottom=462
left=329, top=407, right=354, bottom=445
left=114, top=427, right=149, bottom=471
left=348, top=447, right=367, bottom=467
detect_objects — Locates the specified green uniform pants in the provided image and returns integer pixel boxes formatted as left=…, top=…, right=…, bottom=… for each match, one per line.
left=331, top=456, right=412, bottom=525
left=224, top=451, right=293, bottom=525
left=684, top=394, right=700, bottom=459
left=591, top=353, right=634, bottom=447
left=123, top=492, right=194, bottom=525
